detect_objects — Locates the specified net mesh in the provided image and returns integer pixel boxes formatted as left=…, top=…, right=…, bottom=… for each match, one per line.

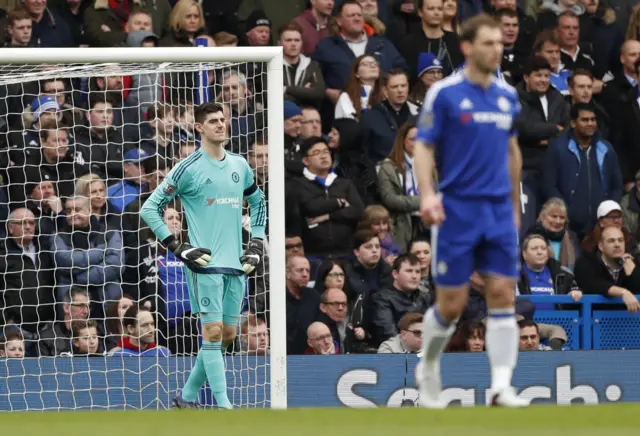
left=0, top=60, right=271, bottom=410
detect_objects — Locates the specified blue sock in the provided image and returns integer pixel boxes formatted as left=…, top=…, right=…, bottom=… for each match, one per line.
left=201, top=340, right=232, bottom=409
left=181, top=354, right=207, bottom=403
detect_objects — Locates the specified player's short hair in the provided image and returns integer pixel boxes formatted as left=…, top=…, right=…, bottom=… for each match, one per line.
left=278, top=21, right=303, bottom=38
left=8, top=8, right=31, bottom=25
left=338, top=0, right=362, bottom=16
left=194, top=102, right=224, bottom=125
left=392, top=253, right=420, bottom=271
left=533, top=30, right=559, bottom=54
left=399, top=312, right=423, bottom=331
left=353, top=229, right=378, bottom=250
left=518, top=319, right=539, bottom=332
left=570, top=102, right=596, bottom=120
left=71, top=319, right=98, bottom=338
left=494, top=8, right=518, bottom=20
left=567, top=69, right=593, bottom=88
left=38, top=120, right=68, bottom=142
left=459, top=13, right=500, bottom=43
left=213, top=31, right=238, bottom=46
left=523, top=56, right=551, bottom=76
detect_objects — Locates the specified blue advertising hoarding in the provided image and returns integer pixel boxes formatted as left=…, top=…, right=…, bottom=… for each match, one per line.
left=1, top=351, right=639, bottom=411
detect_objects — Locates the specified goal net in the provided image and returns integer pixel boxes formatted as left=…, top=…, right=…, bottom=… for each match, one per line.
left=0, top=47, right=286, bottom=411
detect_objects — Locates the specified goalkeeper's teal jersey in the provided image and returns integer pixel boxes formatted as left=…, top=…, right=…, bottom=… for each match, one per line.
left=140, top=148, right=266, bottom=274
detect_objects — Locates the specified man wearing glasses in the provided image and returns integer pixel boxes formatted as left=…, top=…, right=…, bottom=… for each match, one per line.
left=378, top=312, right=424, bottom=354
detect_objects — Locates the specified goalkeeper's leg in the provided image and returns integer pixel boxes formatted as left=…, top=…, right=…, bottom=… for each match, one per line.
left=221, top=275, right=247, bottom=348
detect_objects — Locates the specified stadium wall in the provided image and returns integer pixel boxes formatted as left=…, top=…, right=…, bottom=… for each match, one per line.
left=1, top=351, right=639, bottom=410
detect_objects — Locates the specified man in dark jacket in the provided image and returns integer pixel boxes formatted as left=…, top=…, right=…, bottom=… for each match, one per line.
left=343, top=229, right=393, bottom=302
left=361, top=69, right=419, bottom=164
left=543, top=103, right=623, bottom=238
left=370, top=254, right=429, bottom=346
left=286, top=255, right=322, bottom=354
left=574, top=226, right=640, bottom=312
left=38, top=287, right=91, bottom=356
left=0, top=208, right=54, bottom=334
left=287, top=136, right=364, bottom=259
left=24, top=0, right=75, bottom=47
left=312, top=0, right=406, bottom=105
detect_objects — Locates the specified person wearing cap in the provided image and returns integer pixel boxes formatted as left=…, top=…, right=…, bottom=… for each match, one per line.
left=107, top=148, right=151, bottom=213
left=409, top=52, right=444, bottom=107
left=580, top=200, right=639, bottom=255
left=543, top=102, right=623, bottom=239
left=621, top=170, right=640, bottom=241
left=574, top=225, right=640, bottom=312
left=245, top=9, right=272, bottom=46
left=286, top=136, right=364, bottom=259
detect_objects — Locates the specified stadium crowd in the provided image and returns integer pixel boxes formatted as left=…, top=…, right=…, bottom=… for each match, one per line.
left=1, top=0, right=640, bottom=359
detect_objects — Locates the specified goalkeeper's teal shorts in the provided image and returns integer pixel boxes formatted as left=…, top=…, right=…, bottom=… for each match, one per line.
left=184, top=270, right=246, bottom=325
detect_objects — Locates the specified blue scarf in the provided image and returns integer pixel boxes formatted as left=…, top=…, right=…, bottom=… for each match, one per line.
left=303, top=167, right=337, bottom=188
left=404, top=153, right=419, bottom=197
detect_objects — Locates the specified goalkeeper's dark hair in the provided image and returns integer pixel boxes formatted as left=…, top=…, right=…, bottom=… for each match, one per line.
left=194, top=102, right=224, bottom=124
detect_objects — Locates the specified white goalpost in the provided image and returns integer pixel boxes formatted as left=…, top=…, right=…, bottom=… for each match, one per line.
left=0, top=47, right=287, bottom=410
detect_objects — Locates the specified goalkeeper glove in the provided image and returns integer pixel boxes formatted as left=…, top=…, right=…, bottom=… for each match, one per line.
left=240, top=238, right=264, bottom=274
left=164, top=236, right=211, bottom=271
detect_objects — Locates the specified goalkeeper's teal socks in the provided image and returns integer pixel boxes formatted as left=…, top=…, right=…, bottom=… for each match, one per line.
left=201, top=340, right=232, bottom=409
left=181, top=354, right=207, bottom=403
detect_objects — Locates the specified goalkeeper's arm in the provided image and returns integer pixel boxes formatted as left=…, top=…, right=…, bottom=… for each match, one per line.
left=241, top=183, right=267, bottom=274
left=140, top=179, right=211, bottom=271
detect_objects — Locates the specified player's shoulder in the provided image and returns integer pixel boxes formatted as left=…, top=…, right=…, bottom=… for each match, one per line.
left=170, top=149, right=204, bottom=182
left=424, top=74, right=466, bottom=108
left=495, top=79, right=518, bottom=98
left=225, top=150, right=249, bottom=163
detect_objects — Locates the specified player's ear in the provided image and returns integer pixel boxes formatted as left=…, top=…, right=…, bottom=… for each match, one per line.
left=194, top=122, right=203, bottom=134
left=461, top=40, right=472, bottom=58
left=570, top=119, right=576, bottom=130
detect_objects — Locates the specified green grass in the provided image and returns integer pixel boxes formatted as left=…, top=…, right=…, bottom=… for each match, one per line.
left=3, top=404, right=640, bottom=435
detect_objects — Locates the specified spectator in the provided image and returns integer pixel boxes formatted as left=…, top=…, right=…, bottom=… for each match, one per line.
left=287, top=136, right=364, bottom=259
left=533, top=30, right=571, bottom=95
left=5, top=8, right=33, bottom=48
left=292, top=0, right=334, bottom=55
left=125, top=10, right=152, bottom=32
left=543, top=103, right=623, bottom=238
left=51, top=196, right=124, bottom=307
left=357, top=205, right=402, bottom=265
left=247, top=140, right=269, bottom=201
left=237, top=315, right=269, bottom=355
left=408, top=52, right=444, bottom=106
left=399, top=0, right=463, bottom=77
left=526, top=197, right=580, bottom=270
left=312, top=0, right=406, bottom=105
left=515, top=56, right=569, bottom=196
left=495, top=9, right=526, bottom=85
left=124, top=30, right=161, bottom=122
left=313, top=259, right=346, bottom=294
left=280, top=22, right=325, bottom=110
left=446, top=320, right=485, bottom=352
left=518, top=320, right=552, bottom=351
left=621, top=170, right=640, bottom=242
left=517, top=234, right=582, bottom=311
left=159, top=0, right=206, bottom=47
left=50, top=0, right=89, bottom=46
left=283, top=100, right=303, bottom=170
left=69, top=319, right=103, bottom=356
left=578, top=0, right=618, bottom=77
left=319, top=287, right=361, bottom=352
left=305, top=321, right=339, bottom=354
left=409, top=238, right=433, bottom=300
left=286, top=255, right=321, bottom=355
left=139, top=103, right=178, bottom=163
left=537, top=0, right=585, bottom=31
left=104, top=294, right=133, bottom=351
left=300, top=106, right=323, bottom=140
left=574, top=226, right=640, bottom=312
left=567, top=69, right=609, bottom=139
left=213, top=31, right=238, bottom=47
left=244, top=9, right=272, bottom=46
left=40, top=78, right=83, bottom=128
left=0, top=330, right=25, bottom=358
left=464, top=270, right=536, bottom=321
left=74, top=96, right=125, bottom=183
left=107, top=148, right=150, bottom=213
left=370, top=253, right=429, bottom=346
left=378, top=120, right=422, bottom=251
left=220, top=70, right=265, bottom=143
left=38, top=287, right=90, bottom=356
left=23, top=0, right=74, bottom=47
left=441, top=0, right=457, bottom=34
left=489, top=0, right=536, bottom=54
left=581, top=200, right=638, bottom=255
left=0, top=208, right=55, bottom=333
left=343, top=229, right=393, bottom=302
left=377, top=311, right=423, bottom=353
left=109, top=305, right=171, bottom=356
left=335, top=55, right=384, bottom=120
left=75, top=174, right=118, bottom=230
left=285, top=234, right=305, bottom=259
left=88, top=74, right=131, bottom=128
left=556, top=12, right=601, bottom=83
left=361, top=69, right=418, bottom=164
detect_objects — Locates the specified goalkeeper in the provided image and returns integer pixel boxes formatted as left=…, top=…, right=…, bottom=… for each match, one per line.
left=140, top=102, right=266, bottom=409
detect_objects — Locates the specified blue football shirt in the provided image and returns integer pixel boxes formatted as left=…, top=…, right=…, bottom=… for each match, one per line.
left=416, top=72, right=520, bottom=198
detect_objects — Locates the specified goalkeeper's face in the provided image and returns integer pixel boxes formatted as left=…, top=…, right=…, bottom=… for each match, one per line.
left=196, top=112, right=227, bottom=145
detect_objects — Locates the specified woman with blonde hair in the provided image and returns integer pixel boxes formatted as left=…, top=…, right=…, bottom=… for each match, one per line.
left=377, top=120, right=433, bottom=251
left=75, top=174, right=116, bottom=228
left=525, top=197, right=580, bottom=270
left=334, top=55, right=385, bottom=120
left=357, top=205, right=402, bottom=265
left=160, top=0, right=207, bottom=47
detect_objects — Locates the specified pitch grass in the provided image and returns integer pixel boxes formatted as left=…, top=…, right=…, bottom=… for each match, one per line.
left=3, top=404, right=639, bottom=436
